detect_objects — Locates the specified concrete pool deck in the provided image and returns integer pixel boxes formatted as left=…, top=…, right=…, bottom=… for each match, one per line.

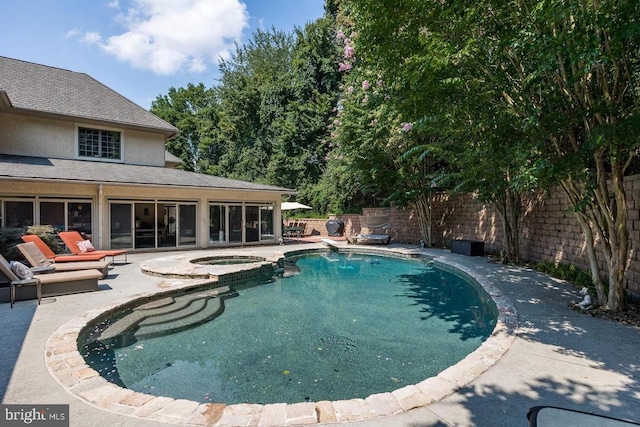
left=2, top=243, right=639, bottom=426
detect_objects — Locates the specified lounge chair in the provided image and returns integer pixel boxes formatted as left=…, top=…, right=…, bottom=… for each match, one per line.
left=0, top=255, right=102, bottom=306
left=21, top=234, right=107, bottom=262
left=58, top=231, right=127, bottom=264
left=346, top=215, right=391, bottom=245
left=17, top=242, right=111, bottom=278
left=0, top=256, right=41, bottom=308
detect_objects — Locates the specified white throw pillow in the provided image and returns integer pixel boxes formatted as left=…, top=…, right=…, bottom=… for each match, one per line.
left=77, top=240, right=96, bottom=253
left=10, top=261, right=34, bottom=280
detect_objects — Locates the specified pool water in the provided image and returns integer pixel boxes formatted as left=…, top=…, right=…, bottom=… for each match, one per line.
left=81, top=252, right=496, bottom=405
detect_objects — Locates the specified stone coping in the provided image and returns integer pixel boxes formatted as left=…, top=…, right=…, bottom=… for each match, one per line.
left=44, top=247, right=518, bottom=426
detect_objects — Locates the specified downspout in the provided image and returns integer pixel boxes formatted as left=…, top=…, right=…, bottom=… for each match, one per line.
left=98, top=184, right=105, bottom=248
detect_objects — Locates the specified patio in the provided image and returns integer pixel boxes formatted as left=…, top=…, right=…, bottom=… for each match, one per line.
left=1, top=243, right=639, bottom=426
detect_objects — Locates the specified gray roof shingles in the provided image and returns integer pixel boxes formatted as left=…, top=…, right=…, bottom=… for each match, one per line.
left=0, top=154, right=294, bottom=193
left=0, top=57, right=293, bottom=194
left=0, top=56, right=178, bottom=135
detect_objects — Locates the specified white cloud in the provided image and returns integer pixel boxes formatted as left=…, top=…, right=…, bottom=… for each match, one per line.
left=80, top=31, right=103, bottom=44
left=66, top=28, right=81, bottom=38
left=83, top=0, right=248, bottom=75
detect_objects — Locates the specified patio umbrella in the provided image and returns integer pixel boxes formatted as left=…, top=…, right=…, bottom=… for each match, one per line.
left=281, top=202, right=312, bottom=210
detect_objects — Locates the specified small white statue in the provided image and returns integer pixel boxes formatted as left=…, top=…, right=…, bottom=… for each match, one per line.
left=577, top=287, right=592, bottom=310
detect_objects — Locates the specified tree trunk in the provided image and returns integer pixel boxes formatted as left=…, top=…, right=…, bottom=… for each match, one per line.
left=560, top=160, right=629, bottom=310
left=505, top=188, right=521, bottom=263
left=413, top=192, right=432, bottom=247
left=493, top=189, right=521, bottom=264
left=600, top=165, right=629, bottom=310
left=572, top=209, right=607, bottom=306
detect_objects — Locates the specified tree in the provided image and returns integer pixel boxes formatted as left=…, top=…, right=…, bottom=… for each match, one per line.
left=339, top=0, right=534, bottom=254
left=152, top=15, right=346, bottom=214
left=322, top=4, right=444, bottom=243
left=215, top=28, right=295, bottom=182
left=266, top=17, right=344, bottom=192
left=150, top=83, right=220, bottom=173
left=215, top=22, right=343, bottom=196
left=345, top=0, right=640, bottom=308
left=464, top=0, right=640, bottom=309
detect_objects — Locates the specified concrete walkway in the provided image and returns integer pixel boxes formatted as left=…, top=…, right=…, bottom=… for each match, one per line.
left=2, top=244, right=639, bottom=426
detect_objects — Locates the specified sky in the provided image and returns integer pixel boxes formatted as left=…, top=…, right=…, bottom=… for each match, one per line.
left=1, top=0, right=326, bottom=109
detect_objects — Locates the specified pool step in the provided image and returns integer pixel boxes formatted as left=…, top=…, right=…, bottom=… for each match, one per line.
left=96, top=286, right=236, bottom=344
left=134, top=296, right=226, bottom=339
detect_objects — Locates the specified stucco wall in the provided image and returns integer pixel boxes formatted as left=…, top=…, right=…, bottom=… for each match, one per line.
left=0, top=113, right=73, bottom=158
left=0, top=112, right=166, bottom=166
left=122, top=128, right=166, bottom=166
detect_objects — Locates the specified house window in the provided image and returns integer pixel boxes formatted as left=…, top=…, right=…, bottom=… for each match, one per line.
left=78, top=127, right=121, bottom=160
left=3, top=200, right=34, bottom=228
left=39, top=201, right=92, bottom=234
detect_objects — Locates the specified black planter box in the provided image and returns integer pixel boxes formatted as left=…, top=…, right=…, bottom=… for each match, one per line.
left=451, top=239, right=485, bottom=256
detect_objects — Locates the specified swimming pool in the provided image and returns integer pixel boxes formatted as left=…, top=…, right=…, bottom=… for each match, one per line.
left=80, top=251, right=496, bottom=406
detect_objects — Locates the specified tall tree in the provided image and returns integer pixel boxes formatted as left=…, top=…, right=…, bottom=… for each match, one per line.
left=215, top=28, right=296, bottom=183
left=150, top=83, right=220, bottom=173
left=465, top=0, right=640, bottom=309
left=345, top=0, right=640, bottom=308
left=339, top=0, right=532, bottom=253
left=266, top=17, right=343, bottom=193
left=152, top=15, right=345, bottom=214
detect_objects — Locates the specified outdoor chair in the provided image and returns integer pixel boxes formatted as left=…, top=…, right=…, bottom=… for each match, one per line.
left=58, top=231, right=127, bottom=264
left=21, top=234, right=107, bottom=262
left=0, top=254, right=102, bottom=307
left=346, top=215, right=391, bottom=245
left=0, top=256, right=40, bottom=308
left=17, top=242, right=111, bottom=278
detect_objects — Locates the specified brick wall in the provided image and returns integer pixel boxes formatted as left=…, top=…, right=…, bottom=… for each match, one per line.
left=290, top=175, right=639, bottom=296
left=347, top=175, right=639, bottom=295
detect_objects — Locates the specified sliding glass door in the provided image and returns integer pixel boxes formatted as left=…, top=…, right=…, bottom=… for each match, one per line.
left=109, top=201, right=197, bottom=249
left=110, top=203, right=132, bottom=249
left=209, top=202, right=275, bottom=245
left=229, top=205, right=243, bottom=243
left=178, top=205, right=196, bottom=246
left=209, top=205, right=227, bottom=243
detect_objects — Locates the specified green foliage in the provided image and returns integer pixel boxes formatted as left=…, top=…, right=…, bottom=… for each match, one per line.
left=25, top=225, right=65, bottom=254
left=535, top=261, right=598, bottom=293
left=301, top=157, right=369, bottom=214
left=0, top=225, right=66, bottom=263
left=152, top=16, right=348, bottom=213
left=342, top=0, right=640, bottom=304
left=151, top=83, right=220, bottom=173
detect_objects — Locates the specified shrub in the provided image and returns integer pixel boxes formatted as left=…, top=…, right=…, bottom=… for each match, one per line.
left=534, top=260, right=597, bottom=294
left=25, top=225, right=65, bottom=253
left=0, top=225, right=68, bottom=262
left=0, top=228, right=26, bottom=261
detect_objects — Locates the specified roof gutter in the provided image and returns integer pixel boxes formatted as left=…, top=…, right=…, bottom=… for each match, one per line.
left=0, top=175, right=297, bottom=195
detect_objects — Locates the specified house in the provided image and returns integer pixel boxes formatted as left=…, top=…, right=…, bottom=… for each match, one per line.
left=0, top=56, right=294, bottom=251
